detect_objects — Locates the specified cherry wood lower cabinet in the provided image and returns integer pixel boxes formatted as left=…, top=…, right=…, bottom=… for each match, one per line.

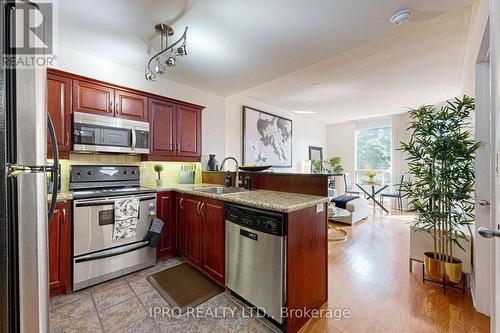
left=183, top=195, right=203, bottom=266
left=285, top=204, right=328, bottom=333
left=48, top=201, right=72, bottom=297
left=174, top=193, right=185, bottom=256
left=200, top=198, right=225, bottom=283
left=175, top=194, right=225, bottom=284
left=156, top=192, right=174, bottom=260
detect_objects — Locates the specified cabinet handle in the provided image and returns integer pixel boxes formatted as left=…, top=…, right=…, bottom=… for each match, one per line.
left=116, top=102, right=119, bottom=112
left=196, top=202, right=201, bottom=215
left=66, top=131, right=70, bottom=145
left=179, top=197, right=184, bottom=209
left=109, top=101, right=113, bottom=113
left=62, top=208, right=66, bottom=223
left=200, top=203, right=205, bottom=216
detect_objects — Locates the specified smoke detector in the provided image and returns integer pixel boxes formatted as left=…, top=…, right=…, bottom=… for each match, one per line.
left=390, top=9, right=412, bottom=25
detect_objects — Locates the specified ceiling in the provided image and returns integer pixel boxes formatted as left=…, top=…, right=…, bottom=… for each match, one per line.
left=244, top=5, right=473, bottom=124
left=56, top=0, right=473, bottom=109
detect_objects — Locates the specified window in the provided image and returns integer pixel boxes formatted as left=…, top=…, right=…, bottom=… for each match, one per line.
left=355, top=126, right=392, bottom=184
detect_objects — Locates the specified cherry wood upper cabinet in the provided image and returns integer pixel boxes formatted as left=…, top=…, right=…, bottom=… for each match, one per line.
left=201, top=198, right=225, bottom=284
left=156, top=192, right=174, bottom=261
left=115, top=90, right=148, bottom=122
left=149, top=98, right=176, bottom=156
left=48, top=201, right=72, bottom=297
left=176, top=105, right=201, bottom=158
left=73, top=80, right=114, bottom=116
left=47, top=73, right=71, bottom=159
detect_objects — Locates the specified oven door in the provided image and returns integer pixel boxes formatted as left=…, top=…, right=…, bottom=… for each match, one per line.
left=73, top=193, right=156, bottom=257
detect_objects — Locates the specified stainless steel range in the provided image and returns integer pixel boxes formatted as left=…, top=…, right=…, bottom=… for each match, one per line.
left=70, top=165, right=157, bottom=290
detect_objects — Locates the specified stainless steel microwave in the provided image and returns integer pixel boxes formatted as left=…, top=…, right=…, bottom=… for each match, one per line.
left=73, top=112, right=150, bottom=154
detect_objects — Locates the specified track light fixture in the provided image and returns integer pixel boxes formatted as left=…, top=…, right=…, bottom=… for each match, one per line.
left=145, top=23, right=188, bottom=81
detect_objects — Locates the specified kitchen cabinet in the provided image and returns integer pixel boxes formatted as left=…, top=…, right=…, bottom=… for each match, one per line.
left=47, top=73, right=72, bottom=159
left=176, top=105, right=201, bottom=159
left=179, top=194, right=225, bottom=284
left=48, top=201, right=72, bottom=297
left=146, top=100, right=202, bottom=162
left=200, top=198, right=225, bottom=283
left=149, top=98, right=176, bottom=157
left=114, top=89, right=148, bottom=122
left=175, top=193, right=185, bottom=256
left=156, top=192, right=174, bottom=260
left=183, top=195, right=203, bottom=266
left=72, top=79, right=114, bottom=116
left=49, top=69, right=204, bottom=160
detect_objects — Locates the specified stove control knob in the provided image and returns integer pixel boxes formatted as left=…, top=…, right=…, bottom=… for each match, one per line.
left=76, top=171, right=81, bottom=176
left=87, top=171, right=92, bottom=176
left=124, top=170, right=128, bottom=175
left=131, top=170, right=136, bottom=175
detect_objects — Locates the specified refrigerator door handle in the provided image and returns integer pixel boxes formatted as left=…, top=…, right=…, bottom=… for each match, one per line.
left=47, top=114, right=59, bottom=222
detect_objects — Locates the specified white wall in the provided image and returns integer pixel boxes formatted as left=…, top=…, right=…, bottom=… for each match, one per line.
left=459, top=0, right=489, bottom=96
left=225, top=94, right=327, bottom=172
left=326, top=122, right=355, bottom=193
left=51, top=46, right=226, bottom=168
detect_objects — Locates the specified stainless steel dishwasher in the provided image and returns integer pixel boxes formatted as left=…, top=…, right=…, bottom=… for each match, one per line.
left=225, top=204, right=286, bottom=325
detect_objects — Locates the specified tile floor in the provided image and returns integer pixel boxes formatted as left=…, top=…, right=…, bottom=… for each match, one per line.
left=49, top=257, right=275, bottom=333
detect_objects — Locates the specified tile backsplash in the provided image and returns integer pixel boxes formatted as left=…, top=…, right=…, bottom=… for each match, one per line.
left=50, top=153, right=201, bottom=191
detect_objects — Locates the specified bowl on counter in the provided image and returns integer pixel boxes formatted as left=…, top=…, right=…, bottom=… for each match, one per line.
left=238, top=165, right=272, bottom=172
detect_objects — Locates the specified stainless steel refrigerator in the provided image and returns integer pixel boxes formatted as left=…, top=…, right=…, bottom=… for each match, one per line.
left=1, top=1, right=59, bottom=332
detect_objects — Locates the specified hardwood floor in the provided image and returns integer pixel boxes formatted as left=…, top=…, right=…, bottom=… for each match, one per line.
left=301, top=209, right=490, bottom=333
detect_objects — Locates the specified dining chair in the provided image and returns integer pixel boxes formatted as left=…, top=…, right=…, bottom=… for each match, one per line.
left=381, top=174, right=404, bottom=211
left=343, top=173, right=361, bottom=196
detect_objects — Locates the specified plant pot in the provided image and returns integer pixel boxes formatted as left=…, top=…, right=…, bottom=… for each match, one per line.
left=444, top=257, right=462, bottom=284
left=156, top=179, right=163, bottom=187
left=424, top=252, right=443, bottom=282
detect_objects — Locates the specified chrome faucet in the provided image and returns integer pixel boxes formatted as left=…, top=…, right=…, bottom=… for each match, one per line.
left=220, top=156, right=241, bottom=187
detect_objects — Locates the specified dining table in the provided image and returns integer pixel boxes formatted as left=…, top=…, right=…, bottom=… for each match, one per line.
left=356, top=183, right=389, bottom=213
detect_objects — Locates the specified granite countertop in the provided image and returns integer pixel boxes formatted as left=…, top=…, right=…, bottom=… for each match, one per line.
left=203, top=170, right=343, bottom=177
left=46, top=184, right=330, bottom=213
left=148, top=183, right=329, bottom=213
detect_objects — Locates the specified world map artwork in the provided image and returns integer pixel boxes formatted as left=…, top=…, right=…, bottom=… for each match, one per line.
left=243, top=106, right=292, bottom=167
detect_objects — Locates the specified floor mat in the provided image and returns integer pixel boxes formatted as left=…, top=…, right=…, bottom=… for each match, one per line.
left=147, top=263, right=224, bottom=313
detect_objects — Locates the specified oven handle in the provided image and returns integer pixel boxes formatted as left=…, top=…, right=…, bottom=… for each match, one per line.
left=75, top=195, right=156, bottom=207
left=74, top=240, right=150, bottom=263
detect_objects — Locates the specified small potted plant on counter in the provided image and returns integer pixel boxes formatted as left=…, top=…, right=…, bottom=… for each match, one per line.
left=154, top=164, right=164, bottom=187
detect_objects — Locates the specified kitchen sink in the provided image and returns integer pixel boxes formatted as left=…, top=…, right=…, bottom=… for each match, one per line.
left=197, top=186, right=249, bottom=195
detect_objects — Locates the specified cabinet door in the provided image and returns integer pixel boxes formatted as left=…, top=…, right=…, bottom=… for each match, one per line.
left=73, top=80, right=114, bottom=116
left=149, top=98, right=176, bottom=156
left=175, top=193, right=185, bottom=256
left=183, top=196, right=202, bottom=266
left=201, top=198, right=225, bottom=284
left=48, top=201, right=72, bottom=297
left=176, top=105, right=201, bottom=158
left=156, top=192, right=173, bottom=260
left=47, top=73, right=71, bottom=158
left=115, top=89, right=148, bottom=122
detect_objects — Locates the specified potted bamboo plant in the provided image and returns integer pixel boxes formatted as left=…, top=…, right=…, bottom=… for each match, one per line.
left=400, top=96, right=481, bottom=283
